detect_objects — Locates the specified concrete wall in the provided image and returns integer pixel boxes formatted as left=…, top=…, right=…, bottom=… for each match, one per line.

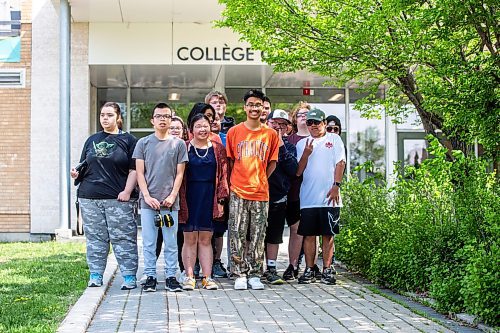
left=30, top=0, right=89, bottom=234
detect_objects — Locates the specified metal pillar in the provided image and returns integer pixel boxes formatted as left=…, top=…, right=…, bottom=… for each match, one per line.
left=59, top=0, right=71, bottom=230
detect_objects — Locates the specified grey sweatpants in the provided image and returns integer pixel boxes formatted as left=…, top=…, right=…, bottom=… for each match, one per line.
left=79, top=198, right=138, bottom=277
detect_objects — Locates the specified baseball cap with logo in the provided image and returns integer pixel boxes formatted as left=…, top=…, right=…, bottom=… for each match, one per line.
left=267, top=109, right=291, bottom=124
left=306, top=108, right=326, bottom=122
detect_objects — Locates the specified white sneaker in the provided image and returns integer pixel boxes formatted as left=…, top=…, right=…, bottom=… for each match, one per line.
left=234, top=276, right=248, bottom=290
left=177, top=270, right=186, bottom=284
left=248, top=277, right=264, bottom=290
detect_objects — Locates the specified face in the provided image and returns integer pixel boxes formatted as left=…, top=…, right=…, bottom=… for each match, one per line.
left=203, top=109, right=215, bottom=124
left=326, top=121, right=341, bottom=135
left=168, top=120, right=183, bottom=139
left=261, top=101, right=271, bottom=122
left=100, top=106, right=119, bottom=132
left=244, top=97, right=263, bottom=121
left=267, top=118, right=289, bottom=136
left=151, top=107, right=172, bottom=131
left=306, top=118, right=326, bottom=138
left=192, top=118, right=211, bottom=141
left=296, top=108, right=309, bottom=127
left=208, top=95, right=222, bottom=116
left=211, top=112, right=221, bottom=133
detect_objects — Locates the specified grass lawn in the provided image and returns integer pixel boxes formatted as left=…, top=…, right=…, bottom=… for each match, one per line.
left=0, top=241, right=88, bottom=333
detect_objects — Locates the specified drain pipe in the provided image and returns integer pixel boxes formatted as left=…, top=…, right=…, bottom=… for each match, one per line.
left=58, top=0, right=71, bottom=234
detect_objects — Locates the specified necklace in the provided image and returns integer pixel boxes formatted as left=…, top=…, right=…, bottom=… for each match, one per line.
left=191, top=141, right=209, bottom=158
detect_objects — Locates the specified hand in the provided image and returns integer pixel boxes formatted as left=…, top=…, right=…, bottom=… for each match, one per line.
left=278, top=128, right=284, bottom=147
left=327, top=185, right=340, bottom=206
left=216, top=203, right=224, bottom=218
left=117, top=191, right=131, bottom=202
left=162, top=194, right=176, bottom=208
left=70, top=168, right=79, bottom=179
left=303, top=138, right=314, bottom=158
left=144, top=195, right=161, bottom=210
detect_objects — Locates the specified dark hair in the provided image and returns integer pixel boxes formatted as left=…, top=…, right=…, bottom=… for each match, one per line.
left=151, top=102, right=172, bottom=118
left=243, top=89, right=265, bottom=103
left=326, top=115, right=342, bottom=135
left=188, top=113, right=211, bottom=132
left=101, top=102, right=123, bottom=130
left=262, top=95, right=271, bottom=104
left=187, top=102, right=215, bottom=128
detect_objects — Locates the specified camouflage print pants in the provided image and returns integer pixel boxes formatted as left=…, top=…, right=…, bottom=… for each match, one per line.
left=228, top=191, right=269, bottom=277
left=79, top=198, right=138, bottom=277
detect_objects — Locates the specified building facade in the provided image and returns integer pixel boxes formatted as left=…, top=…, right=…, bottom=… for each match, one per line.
left=0, top=0, right=427, bottom=241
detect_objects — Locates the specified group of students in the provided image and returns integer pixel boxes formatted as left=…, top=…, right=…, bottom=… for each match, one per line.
left=71, top=88, right=346, bottom=292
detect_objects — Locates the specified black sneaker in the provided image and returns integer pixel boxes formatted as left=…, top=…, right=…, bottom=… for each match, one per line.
left=298, top=267, right=316, bottom=284
left=165, top=276, right=183, bottom=292
left=321, top=266, right=337, bottom=285
left=312, top=264, right=322, bottom=280
left=266, top=268, right=284, bottom=285
left=282, top=264, right=296, bottom=281
left=142, top=276, right=157, bottom=292
left=212, top=259, right=228, bottom=278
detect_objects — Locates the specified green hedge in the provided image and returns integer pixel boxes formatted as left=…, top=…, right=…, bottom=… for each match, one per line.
left=336, top=136, right=499, bottom=326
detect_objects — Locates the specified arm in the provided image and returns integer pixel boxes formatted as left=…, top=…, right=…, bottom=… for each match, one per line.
left=117, top=169, right=137, bottom=201
left=136, top=159, right=161, bottom=210
left=326, top=160, right=346, bottom=206
left=163, top=162, right=186, bottom=208
left=266, top=160, right=277, bottom=178
left=296, top=139, right=313, bottom=176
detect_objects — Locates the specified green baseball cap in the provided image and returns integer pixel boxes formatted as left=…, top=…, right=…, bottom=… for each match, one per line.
left=306, top=108, right=326, bottom=122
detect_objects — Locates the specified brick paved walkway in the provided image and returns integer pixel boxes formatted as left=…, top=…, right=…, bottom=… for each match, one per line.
left=83, top=230, right=476, bottom=333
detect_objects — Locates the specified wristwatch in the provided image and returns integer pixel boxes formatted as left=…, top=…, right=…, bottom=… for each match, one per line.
left=333, top=182, right=342, bottom=188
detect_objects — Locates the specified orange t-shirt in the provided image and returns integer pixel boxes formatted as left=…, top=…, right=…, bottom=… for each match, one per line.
left=226, top=123, right=279, bottom=201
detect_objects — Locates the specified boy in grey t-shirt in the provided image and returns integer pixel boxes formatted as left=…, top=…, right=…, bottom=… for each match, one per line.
left=133, top=102, right=188, bottom=292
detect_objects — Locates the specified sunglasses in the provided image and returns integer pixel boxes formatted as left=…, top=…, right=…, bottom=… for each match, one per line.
left=326, top=125, right=340, bottom=133
left=306, top=119, right=323, bottom=126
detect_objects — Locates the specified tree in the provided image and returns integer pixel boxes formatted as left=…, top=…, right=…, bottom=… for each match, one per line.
left=218, top=0, right=499, bottom=160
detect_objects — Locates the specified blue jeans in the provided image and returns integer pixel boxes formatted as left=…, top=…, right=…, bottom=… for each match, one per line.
left=141, top=208, right=179, bottom=278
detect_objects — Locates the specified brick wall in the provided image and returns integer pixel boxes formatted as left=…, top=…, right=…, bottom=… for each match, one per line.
left=0, top=1, right=32, bottom=233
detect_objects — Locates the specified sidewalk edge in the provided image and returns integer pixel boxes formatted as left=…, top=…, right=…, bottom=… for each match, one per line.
left=56, top=254, right=118, bottom=333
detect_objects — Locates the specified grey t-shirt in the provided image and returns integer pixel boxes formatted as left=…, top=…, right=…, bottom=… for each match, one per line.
left=132, top=134, right=188, bottom=210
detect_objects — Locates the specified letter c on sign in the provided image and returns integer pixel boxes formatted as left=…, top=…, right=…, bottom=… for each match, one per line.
left=177, top=47, right=188, bottom=61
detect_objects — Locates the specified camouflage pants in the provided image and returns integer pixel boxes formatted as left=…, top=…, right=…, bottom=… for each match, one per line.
left=228, top=191, right=269, bottom=277
left=79, top=198, right=138, bottom=277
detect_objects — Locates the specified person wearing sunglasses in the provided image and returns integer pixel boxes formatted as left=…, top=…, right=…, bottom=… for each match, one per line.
left=326, top=115, right=342, bottom=135
left=295, top=108, right=346, bottom=285
left=263, top=109, right=298, bottom=285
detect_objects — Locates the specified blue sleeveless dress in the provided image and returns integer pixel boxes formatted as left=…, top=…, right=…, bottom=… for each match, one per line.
left=183, top=145, right=216, bottom=232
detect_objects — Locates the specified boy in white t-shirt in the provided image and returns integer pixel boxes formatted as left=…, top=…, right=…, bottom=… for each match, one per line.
left=295, top=108, right=346, bottom=285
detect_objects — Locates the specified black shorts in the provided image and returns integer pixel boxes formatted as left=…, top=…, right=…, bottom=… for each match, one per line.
left=213, top=221, right=228, bottom=238
left=264, top=202, right=287, bottom=244
left=285, top=200, right=300, bottom=226
left=298, top=207, right=340, bottom=236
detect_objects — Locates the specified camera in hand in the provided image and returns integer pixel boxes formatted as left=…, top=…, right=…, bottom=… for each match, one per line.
left=74, top=160, right=88, bottom=186
left=154, top=210, right=174, bottom=228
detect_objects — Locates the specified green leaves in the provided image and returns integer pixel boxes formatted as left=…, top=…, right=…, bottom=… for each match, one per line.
left=219, top=0, right=499, bottom=157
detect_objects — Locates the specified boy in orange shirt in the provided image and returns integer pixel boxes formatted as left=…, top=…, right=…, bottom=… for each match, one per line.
left=226, top=89, right=279, bottom=290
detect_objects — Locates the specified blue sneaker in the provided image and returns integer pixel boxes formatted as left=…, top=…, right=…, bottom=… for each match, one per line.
left=88, top=273, right=103, bottom=287
left=121, top=275, right=137, bottom=290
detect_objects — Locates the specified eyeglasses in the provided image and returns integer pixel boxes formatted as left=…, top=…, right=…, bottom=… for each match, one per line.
left=169, top=126, right=182, bottom=131
left=194, top=125, right=210, bottom=130
left=296, top=112, right=308, bottom=118
left=245, top=103, right=263, bottom=109
left=270, top=121, right=288, bottom=129
left=326, top=125, right=340, bottom=133
left=153, top=114, right=172, bottom=120
left=306, top=119, right=323, bottom=126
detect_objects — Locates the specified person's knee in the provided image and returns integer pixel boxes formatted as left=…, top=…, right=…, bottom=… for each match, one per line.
left=199, top=234, right=212, bottom=247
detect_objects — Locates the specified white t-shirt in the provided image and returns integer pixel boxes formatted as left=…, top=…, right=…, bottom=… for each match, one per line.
left=296, top=132, right=346, bottom=208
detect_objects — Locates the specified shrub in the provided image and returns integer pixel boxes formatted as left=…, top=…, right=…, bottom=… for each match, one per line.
left=338, top=136, right=499, bottom=326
